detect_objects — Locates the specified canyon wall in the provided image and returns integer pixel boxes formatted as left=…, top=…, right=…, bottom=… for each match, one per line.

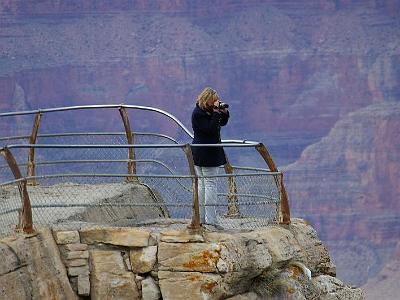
left=284, top=102, right=400, bottom=286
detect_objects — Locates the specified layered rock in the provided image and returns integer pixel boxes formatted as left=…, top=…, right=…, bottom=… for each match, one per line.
left=0, top=220, right=363, bottom=299
left=0, top=1, right=399, bottom=165
left=362, top=241, right=400, bottom=300
left=0, top=228, right=77, bottom=299
left=285, top=102, right=400, bottom=286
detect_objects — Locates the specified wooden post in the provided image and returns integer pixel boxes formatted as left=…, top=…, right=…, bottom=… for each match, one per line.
left=275, top=173, right=283, bottom=223
left=27, top=112, right=42, bottom=185
left=1, top=148, right=34, bottom=234
left=224, top=160, right=241, bottom=217
left=255, top=143, right=290, bottom=225
left=183, top=144, right=201, bottom=230
left=119, top=107, right=138, bottom=182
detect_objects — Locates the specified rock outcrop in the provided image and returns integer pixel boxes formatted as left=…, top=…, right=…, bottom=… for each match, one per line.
left=0, top=228, right=77, bottom=299
left=0, top=219, right=363, bottom=299
left=285, top=102, right=400, bottom=286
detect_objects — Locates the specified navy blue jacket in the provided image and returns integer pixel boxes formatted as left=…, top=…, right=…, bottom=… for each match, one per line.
left=191, top=104, right=229, bottom=167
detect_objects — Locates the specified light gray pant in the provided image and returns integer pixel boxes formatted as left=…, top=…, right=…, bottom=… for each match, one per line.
left=194, top=166, right=218, bottom=224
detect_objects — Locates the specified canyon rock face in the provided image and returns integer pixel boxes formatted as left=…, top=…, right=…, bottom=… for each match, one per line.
left=0, top=1, right=399, bottom=164
left=0, top=219, right=363, bottom=299
left=362, top=241, right=400, bottom=300
left=285, top=102, right=400, bottom=285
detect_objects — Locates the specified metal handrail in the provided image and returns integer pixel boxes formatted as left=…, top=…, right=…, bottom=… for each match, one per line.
left=0, top=104, right=290, bottom=231
left=0, top=104, right=194, bottom=138
left=0, top=171, right=279, bottom=183
left=0, top=104, right=260, bottom=144
left=1, top=142, right=259, bottom=150
left=0, top=132, right=180, bottom=144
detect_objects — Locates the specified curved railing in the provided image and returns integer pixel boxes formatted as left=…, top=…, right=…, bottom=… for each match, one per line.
left=0, top=105, right=290, bottom=236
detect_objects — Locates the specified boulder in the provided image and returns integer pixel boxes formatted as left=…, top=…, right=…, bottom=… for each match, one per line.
left=217, top=238, right=272, bottom=273
left=158, top=271, right=222, bottom=300
left=255, top=226, right=303, bottom=263
left=288, top=219, right=336, bottom=276
left=158, top=242, right=221, bottom=272
left=90, top=250, right=140, bottom=300
left=130, top=246, right=158, bottom=274
left=54, top=230, right=80, bottom=244
left=68, top=265, right=89, bottom=277
left=77, top=274, right=90, bottom=296
left=142, top=276, right=161, bottom=300
left=313, top=275, right=364, bottom=300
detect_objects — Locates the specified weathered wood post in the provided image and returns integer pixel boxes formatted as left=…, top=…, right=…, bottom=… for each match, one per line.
left=119, top=107, right=138, bottom=182
left=255, top=143, right=290, bottom=224
left=224, top=159, right=241, bottom=217
left=27, top=112, right=42, bottom=185
left=1, top=147, right=34, bottom=234
left=183, top=144, right=201, bottom=230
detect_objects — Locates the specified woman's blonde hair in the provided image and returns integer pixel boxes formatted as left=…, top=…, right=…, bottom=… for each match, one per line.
left=196, top=87, right=219, bottom=110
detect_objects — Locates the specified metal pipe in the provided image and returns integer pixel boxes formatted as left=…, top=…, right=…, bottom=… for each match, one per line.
left=0, top=104, right=195, bottom=139
left=4, top=143, right=259, bottom=149
left=0, top=132, right=179, bottom=144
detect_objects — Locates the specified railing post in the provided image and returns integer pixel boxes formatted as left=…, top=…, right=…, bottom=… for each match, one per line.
left=27, top=112, right=42, bottom=185
left=119, top=106, right=138, bottom=182
left=224, top=159, right=241, bottom=217
left=183, top=144, right=201, bottom=230
left=255, top=143, right=290, bottom=224
left=0, top=148, right=34, bottom=234
left=275, top=172, right=283, bottom=223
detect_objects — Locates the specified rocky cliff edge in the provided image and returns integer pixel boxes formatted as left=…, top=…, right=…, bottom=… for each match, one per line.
left=0, top=219, right=363, bottom=299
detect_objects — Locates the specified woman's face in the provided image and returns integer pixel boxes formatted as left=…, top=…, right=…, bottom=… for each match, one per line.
left=206, top=96, right=219, bottom=109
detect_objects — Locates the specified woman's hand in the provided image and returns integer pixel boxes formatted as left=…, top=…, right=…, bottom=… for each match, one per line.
left=212, top=100, right=221, bottom=112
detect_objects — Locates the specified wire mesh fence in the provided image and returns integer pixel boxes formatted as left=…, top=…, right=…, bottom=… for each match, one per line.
left=0, top=105, right=286, bottom=236
left=0, top=168, right=281, bottom=237
left=0, top=180, right=21, bottom=237
left=0, top=132, right=187, bottom=182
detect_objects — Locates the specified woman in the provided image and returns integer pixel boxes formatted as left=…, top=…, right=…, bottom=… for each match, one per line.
left=191, top=87, right=229, bottom=224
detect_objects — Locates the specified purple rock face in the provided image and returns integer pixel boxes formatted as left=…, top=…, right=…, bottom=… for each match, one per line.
left=1, top=0, right=399, bottom=291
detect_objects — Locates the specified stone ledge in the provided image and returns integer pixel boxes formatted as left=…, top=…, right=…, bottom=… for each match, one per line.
left=160, top=229, right=205, bottom=243
left=66, top=250, right=89, bottom=260
left=80, top=227, right=153, bottom=247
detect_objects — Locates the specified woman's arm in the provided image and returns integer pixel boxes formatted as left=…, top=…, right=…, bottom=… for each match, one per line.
left=219, top=110, right=229, bottom=127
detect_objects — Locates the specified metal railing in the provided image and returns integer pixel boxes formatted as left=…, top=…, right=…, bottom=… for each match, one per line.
left=0, top=105, right=290, bottom=236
